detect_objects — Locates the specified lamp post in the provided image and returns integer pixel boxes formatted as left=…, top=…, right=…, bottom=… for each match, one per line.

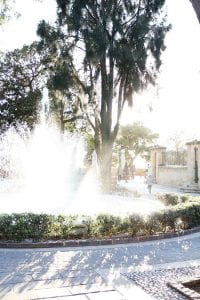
left=194, top=140, right=199, bottom=184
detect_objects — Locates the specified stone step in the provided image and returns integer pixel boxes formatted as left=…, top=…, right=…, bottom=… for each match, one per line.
left=180, top=186, right=200, bottom=193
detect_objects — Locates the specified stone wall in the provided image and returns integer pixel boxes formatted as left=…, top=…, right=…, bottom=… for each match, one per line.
left=151, top=140, right=200, bottom=188
left=156, top=165, right=188, bottom=187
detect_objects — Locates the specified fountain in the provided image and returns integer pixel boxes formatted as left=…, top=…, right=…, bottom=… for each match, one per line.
left=0, top=89, right=92, bottom=214
left=0, top=89, right=163, bottom=216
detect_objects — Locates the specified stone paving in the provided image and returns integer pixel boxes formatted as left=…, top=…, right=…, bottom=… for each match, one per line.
left=119, top=176, right=200, bottom=197
left=124, top=265, right=200, bottom=300
left=1, top=232, right=200, bottom=299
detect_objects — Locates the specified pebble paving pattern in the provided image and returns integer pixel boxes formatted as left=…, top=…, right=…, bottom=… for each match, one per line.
left=124, top=266, right=200, bottom=299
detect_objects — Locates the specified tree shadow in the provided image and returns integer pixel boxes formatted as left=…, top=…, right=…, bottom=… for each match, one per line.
left=0, top=234, right=198, bottom=299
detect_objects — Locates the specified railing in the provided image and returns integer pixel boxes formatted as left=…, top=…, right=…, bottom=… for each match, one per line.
left=161, top=151, right=187, bottom=166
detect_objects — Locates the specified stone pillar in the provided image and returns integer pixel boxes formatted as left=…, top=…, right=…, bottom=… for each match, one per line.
left=186, top=140, right=200, bottom=187
left=150, top=146, right=166, bottom=183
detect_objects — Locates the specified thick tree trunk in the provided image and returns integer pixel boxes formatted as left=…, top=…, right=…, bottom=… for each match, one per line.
left=100, top=140, right=113, bottom=191
left=98, top=55, right=113, bottom=190
left=190, top=0, right=200, bottom=24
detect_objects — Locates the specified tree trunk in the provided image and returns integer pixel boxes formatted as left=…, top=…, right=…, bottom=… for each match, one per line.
left=100, top=140, right=113, bottom=191
left=60, top=100, right=65, bottom=133
left=190, top=0, right=200, bottom=23
left=97, top=49, right=116, bottom=191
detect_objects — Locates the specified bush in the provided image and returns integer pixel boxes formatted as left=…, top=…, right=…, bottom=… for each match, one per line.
left=0, top=213, right=78, bottom=241
left=176, top=202, right=200, bottom=229
left=56, top=215, right=78, bottom=239
left=93, top=214, right=122, bottom=237
left=0, top=214, right=14, bottom=240
left=180, top=195, right=189, bottom=203
left=156, top=193, right=179, bottom=206
left=0, top=198, right=200, bottom=241
left=144, top=212, right=163, bottom=235
left=128, top=214, right=144, bottom=236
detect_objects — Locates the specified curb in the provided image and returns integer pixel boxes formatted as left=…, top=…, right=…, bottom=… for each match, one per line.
left=1, top=226, right=200, bottom=249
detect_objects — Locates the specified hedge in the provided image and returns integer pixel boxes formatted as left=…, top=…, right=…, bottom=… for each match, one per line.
left=0, top=198, right=200, bottom=241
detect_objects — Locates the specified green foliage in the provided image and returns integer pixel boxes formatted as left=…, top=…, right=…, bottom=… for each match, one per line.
left=1, top=198, right=200, bottom=242
left=128, top=214, right=144, bottom=236
left=93, top=214, right=122, bottom=237
left=116, top=122, right=159, bottom=161
left=0, top=0, right=14, bottom=25
left=0, top=43, right=46, bottom=132
left=144, top=212, right=162, bottom=235
left=37, top=0, right=170, bottom=187
left=156, top=193, right=179, bottom=206
left=175, top=200, right=200, bottom=229
left=56, top=214, right=78, bottom=238
left=0, top=213, right=78, bottom=241
left=0, top=213, right=13, bottom=240
left=0, top=213, right=54, bottom=241
left=84, top=133, right=95, bottom=165
left=180, top=195, right=189, bottom=203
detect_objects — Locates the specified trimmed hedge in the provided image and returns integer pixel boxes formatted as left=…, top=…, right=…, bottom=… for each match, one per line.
left=155, top=193, right=189, bottom=206
left=0, top=213, right=78, bottom=241
left=0, top=198, right=200, bottom=241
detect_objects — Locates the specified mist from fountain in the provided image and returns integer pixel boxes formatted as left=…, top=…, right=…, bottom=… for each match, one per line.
left=0, top=90, right=164, bottom=216
left=0, top=90, right=100, bottom=214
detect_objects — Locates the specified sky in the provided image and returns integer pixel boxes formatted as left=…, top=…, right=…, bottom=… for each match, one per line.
left=0, top=0, right=200, bottom=145
left=121, top=0, right=200, bottom=145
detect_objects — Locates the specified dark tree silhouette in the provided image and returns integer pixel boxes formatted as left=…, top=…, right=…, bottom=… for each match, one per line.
left=190, top=0, right=200, bottom=24
left=37, top=0, right=170, bottom=189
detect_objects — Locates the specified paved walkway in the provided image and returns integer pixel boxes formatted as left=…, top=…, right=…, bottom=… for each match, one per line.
left=1, top=179, right=200, bottom=300
left=1, top=231, right=200, bottom=299
left=118, top=176, right=200, bottom=197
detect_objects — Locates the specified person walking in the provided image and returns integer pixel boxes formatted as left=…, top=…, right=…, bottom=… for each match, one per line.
left=146, top=174, right=153, bottom=194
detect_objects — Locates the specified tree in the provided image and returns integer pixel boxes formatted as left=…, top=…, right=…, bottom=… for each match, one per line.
left=37, top=0, right=170, bottom=189
left=0, top=43, right=46, bottom=132
left=190, top=0, right=200, bottom=24
left=0, top=0, right=14, bottom=25
left=167, top=130, right=187, bottom=152
left=48, top=87, right=86, bottom=133
left=116, top=122, right=159, bottom=162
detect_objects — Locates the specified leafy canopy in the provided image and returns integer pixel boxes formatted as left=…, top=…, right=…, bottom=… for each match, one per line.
left=0, top=43, right=46, bottom=132
left=37, top=0, right=170, bottom=186
left=38, top=0, right=170, bottom=128
left=116, top=122, right=159, bottom=160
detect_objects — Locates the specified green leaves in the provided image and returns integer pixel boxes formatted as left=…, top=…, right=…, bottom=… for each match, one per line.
left=0, top=43, right=45, bottom=132
left=0, top=196, right=200, bottom=241
left=116, top=122, right=159, bottom=160
left=35, top=0, right=170, bottom=187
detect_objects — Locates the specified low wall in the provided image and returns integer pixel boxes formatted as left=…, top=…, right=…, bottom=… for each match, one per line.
left=157, top=165, right=188, bottom=187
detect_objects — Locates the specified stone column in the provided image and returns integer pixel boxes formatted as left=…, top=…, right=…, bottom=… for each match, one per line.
left=186, top=140, right=200, bottom=187
left=150, top=146, right=166, bottom=183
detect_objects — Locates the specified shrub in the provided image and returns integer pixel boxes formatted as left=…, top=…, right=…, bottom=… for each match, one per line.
left=177, top=202, right=200, bottom=229
left=56, top=215, right=78, bottom=239
left=144, top=212, right=163, bottom=235
left=27, top=213, right=55, bottom=241
left=0, top=214, right=14, bottom=240
left=156, top=193, right=179, bottom=206
left=81, top=215, right=95, bottom=237
left=93, top=214, right=122, bottom=237
left=128, top=214, right=144, bottom=236
left=1, top=198, right=200, bottom=242
left=180, top=195, right=189, bottom=203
